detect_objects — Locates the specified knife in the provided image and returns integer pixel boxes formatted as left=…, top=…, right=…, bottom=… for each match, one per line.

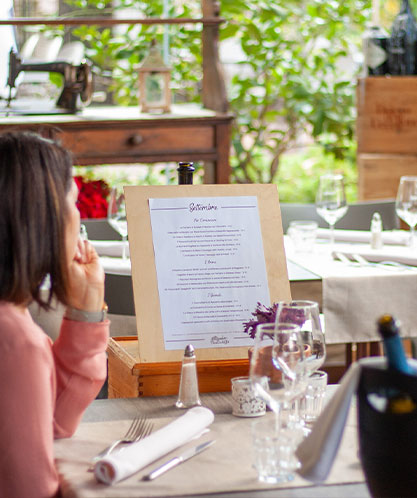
left=142, top=440, right=215, bottom=481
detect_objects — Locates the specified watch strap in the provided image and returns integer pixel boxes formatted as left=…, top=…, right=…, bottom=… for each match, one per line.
left=64, top=303, right=108, bottom=323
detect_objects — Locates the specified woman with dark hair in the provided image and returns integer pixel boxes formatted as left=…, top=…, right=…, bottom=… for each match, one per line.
left=0, top=132, right=109, bottom=497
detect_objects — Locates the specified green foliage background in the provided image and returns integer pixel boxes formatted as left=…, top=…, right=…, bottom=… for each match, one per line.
left=54, top=0, right=388, bottom=202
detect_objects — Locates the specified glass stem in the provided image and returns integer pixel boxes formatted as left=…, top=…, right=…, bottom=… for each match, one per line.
left=330, top=223, right=335, bottom=246
left=122, top=235, right=128, bottom=259
left=410, top=225, right=415, bottom=248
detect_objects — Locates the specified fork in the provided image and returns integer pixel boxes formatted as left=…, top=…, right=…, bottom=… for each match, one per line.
left=91, top=416, right=153, bottom=463
left=351, top=253, right=413, bottom=272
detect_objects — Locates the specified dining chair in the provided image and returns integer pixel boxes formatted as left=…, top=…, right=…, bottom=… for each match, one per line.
left=280, top=199, right=399, bottom=233
left=81, top=219, right=121, bottom=240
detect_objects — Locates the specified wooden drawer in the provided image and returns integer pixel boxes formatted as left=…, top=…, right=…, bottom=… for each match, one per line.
left=57, top=124, right=215, bottom=163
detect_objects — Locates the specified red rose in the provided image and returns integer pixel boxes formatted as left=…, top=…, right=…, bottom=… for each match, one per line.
left=74, top=175, right=110, bottom=219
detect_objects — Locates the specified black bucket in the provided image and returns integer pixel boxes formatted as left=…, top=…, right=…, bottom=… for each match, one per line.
left=358, top=365, right=417, bottom=498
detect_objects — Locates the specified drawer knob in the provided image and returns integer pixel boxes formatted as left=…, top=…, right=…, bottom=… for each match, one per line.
left=128, top=133, right=143, bottom=146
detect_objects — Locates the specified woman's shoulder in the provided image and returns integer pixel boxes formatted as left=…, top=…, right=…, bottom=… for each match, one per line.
left=0, top=301, right=49, bottom=350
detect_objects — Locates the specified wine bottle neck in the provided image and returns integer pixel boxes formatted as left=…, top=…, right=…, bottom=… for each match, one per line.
left=371, top=0, right=380, bottom=26
left=400, top=0, right=412, bottom=14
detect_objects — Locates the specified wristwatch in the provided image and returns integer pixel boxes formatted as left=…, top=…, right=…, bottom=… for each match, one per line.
left=64, top=303, right=108, bottom=323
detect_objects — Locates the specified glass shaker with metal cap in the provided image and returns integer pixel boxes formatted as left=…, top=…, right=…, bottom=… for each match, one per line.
left=176, top=344, right=201, bottom=408
left=371, top=212, right=383, bottom=249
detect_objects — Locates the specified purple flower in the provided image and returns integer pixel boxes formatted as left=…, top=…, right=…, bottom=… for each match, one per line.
left=243, top=302, right=278, bottom=339
left=243, top=302, right=307, bottom=339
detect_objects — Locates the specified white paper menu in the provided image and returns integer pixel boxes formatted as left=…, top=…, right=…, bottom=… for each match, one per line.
left=149, top=196, right=270, bottom=350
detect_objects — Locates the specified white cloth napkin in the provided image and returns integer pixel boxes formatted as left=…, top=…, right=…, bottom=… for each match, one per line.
left=317, top=229, right=409, bottom=246
left=296, top=357, right=417, bottom=483
left=94, top=406, right=214, bottom=485
left=333, top=247, right=417, bottom=267
left=90, top=240, right=130, bottom=258
left=99, top=256, right=131, bottom=275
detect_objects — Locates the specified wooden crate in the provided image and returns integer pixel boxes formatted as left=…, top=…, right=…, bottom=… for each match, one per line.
left=107, top=337, right=250, bottom=398
left=357, top=76, right=417, bottom=155
left=358, top=153, right=417, bottom=200
left=107, top=337, right=346, bottom=398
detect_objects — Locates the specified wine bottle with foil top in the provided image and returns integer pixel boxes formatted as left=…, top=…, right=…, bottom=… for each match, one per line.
left=177, top=161, right=195, bottom=185
left=377, top=314, right=417, bottom=414
left=363, top=0, right=389, bottom=75
left=388, top=0, right=417, bottom=74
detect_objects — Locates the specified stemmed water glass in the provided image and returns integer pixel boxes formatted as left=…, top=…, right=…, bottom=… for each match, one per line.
left=395, top=176, right=417, bottom=248
left=249, top=323, right=308, bottom=417
left=249, top=322, right=308, bottom=482
left=275, top=300, right=326, bottom=426
left=107, top=187, right=128, bottom=259
left=276, top=301, right=326, bottom=376
left=315, top=173, right=348, bottom=246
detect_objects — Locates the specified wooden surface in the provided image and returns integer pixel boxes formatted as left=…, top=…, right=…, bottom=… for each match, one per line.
left=357, top=76, right=417, bottom=155
left=357, top=77, right=417, bottom=200
left=0, top=104, right=233, bottom=184
left=107, top=335, right=345, bottom=399
left=107, top=336, right=250, bottom=398
left=358, top=153, right=417, bottom=200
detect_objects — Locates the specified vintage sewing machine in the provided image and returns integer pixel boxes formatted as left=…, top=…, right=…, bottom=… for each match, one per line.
left=6, top=49, right=93, bottom=114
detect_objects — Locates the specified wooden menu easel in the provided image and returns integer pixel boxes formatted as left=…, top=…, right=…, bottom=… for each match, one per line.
left=125, top=184, right=291, bottom=364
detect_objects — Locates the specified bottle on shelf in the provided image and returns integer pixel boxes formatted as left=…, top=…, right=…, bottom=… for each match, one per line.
left=376, top=314, right=416, bottom=414
left=177, top=161, right=195, bottom=185
left=388, top=0, right=417, bottom=75
left=363, top=0, right=389, bottom=75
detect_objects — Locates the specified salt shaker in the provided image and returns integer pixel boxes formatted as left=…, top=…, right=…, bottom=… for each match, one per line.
left=370, top=212, right=383, bottom=249
left=176, top=344, right=201, bottom=409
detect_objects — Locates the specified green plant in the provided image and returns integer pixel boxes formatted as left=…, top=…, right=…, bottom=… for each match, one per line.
left=221, top=0, right=369, bottom=184
left=58, top=0, right=370, bottom=197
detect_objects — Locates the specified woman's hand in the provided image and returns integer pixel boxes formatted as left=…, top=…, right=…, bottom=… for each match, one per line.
left=66, top=238, right=105, bottom=312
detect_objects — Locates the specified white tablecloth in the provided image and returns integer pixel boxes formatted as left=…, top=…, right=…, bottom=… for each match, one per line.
left=286, top=236, right=417, bottom=344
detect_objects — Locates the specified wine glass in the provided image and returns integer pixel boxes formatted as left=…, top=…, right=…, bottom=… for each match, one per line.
left=249, top=322, right=308, bottom=481
left=395, top=176, right=417, bottom=248
left=107, top=187, right=128, bottom=259
left=315, top=173, right=348, bottom=246
left=249, top=323, right=308, bottom=417
left=275, top=300, right=326, bottom=376
left=276, top=300, right=326, bottom=426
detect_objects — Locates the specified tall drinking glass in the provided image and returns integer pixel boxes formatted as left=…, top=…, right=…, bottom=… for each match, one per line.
left=107, top=187, right=128, bottom=259
left=249, top=323, right=308, bottom=482
left=315, top=173, right=348, bottom=246
left=249, top=323, right=308, bottom=417
left=275, top=301, right=326, bottom=376
left=395, top=176, right=417, bottom=248
left=275, top=301, right=326, bottom=425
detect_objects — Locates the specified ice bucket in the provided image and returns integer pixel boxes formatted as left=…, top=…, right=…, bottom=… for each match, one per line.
left=358, top=365, right=417, bottom=498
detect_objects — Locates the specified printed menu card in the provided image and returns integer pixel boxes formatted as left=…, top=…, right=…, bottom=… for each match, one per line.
left=149, top=195, right=269, bottom=350
left=125, top=184, right=290, bottom=363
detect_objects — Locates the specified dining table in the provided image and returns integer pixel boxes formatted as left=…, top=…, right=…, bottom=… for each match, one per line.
left=95, top=228, right=417, bottom=346
left=284, top=230, right=417, bottom=345
left=55, top=386, right=371, bottom=498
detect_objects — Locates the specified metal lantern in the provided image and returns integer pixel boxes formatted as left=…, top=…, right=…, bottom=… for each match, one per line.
left=138, top=40, right=171, bottom=113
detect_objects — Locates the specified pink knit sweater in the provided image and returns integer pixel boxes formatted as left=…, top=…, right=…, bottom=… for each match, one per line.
left=0, top=302, right=109, bottom=498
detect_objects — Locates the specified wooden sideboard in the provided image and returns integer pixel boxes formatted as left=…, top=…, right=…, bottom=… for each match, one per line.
left=0, top=0, right=233, bottom=182
left=0, top=104, right=233, bottom=183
